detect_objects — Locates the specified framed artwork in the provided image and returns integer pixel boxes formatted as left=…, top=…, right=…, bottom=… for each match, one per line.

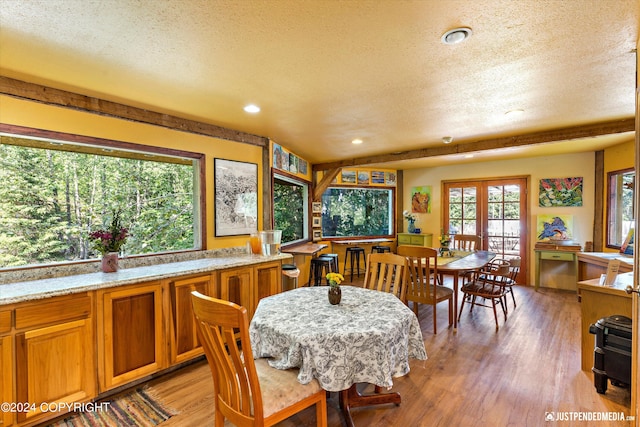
left=411, top=186, right=431, bottom=213
left=272, top=143, right=284, bottom=170
left=312, top=230, right=322, bottom=241
left=357, top=171, right=370, bottom=185
left=312, top=216, right=322, bottom=227
left=341, top=170, right=356, bottom=184
left=536, top=214, right=573, bottom=241
left=385, top=172, right=397, bottom=185
left=371, top=171, right=385, bottom=184
left=312, top=202, right=322, bottom=213
left=539, top=177, right=583, bottom=207
left=214, top=158, right=258, bottom=236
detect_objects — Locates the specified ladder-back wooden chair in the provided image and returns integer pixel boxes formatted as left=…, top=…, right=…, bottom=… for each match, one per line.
left=190, top=291, right=327, bottom=427
left=452, top=234, right=481, bottom=251
left=363, top=252, right=407, bottom=302
left=397, top=245, right=453, bottom=334
left=458, top=259, right=511, bottom=330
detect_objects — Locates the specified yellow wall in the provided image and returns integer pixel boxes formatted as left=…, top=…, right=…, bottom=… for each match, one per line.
left=0, top=95, right=263, bottom=250
left=602, top=140, right=635, bottom=252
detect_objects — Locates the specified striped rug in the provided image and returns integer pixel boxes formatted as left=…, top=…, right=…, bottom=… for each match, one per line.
left=47, top=387, right=177, bottom=427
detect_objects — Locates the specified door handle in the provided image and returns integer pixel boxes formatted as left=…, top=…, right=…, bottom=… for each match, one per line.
left=625, top=285, right=640, bottom=295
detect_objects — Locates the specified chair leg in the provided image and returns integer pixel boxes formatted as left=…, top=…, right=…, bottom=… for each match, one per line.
left=510, top=288, right=517, bottom=308
left=448, top=298, right=453, bottom=327
left=433, top=305, right=437, bottom=334
left=458, top=295, right=466, bottom=321
left=492, top=299, right=499, bottom=330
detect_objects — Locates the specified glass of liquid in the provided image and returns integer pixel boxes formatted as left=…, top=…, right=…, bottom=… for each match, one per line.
left=249, top=232, right=262, bottom=256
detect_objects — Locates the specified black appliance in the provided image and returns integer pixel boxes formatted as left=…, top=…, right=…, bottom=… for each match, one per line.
left=588, top=314, right=632, bottom=394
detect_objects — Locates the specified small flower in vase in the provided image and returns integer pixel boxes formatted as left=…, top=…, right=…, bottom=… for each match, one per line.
left=326, top=272, right=344, bottom=287
left=89, top=210, right=129, bottom=272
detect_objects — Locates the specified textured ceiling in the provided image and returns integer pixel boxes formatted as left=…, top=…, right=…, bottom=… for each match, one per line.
left=0, top=0, right=637, bottom=169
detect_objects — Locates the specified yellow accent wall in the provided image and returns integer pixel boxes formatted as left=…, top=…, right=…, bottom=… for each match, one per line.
left=0, top=95, right=263, bottom=250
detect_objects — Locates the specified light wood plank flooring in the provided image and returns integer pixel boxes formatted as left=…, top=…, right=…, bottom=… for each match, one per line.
left=145, top=283, right=632, bottom=427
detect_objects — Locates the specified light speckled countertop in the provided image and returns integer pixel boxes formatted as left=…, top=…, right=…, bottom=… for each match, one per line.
left=0, top=254, right=291, bottom=305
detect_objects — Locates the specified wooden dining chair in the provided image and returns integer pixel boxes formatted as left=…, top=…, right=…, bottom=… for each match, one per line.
left=452, top=234, right=481, bottom=251
left=458, top=259, right=511, bottom=330
left=190, top=291, right=327, bottom=427
left=503, top=256, right=521, bottom=310
left=362, top=252, right=407, bottom=302
left=397, top=245, right=453, bottom=334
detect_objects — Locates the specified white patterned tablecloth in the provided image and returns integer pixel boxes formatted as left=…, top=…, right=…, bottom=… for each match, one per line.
left=249, top=285, right=427, bottom=392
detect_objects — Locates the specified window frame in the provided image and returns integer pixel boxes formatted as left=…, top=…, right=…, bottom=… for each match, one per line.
left=272, top=171, right=310, bottom=246
left=606, top=167, right=635, bottom=249
left=0, top=123, right=206, bottom=269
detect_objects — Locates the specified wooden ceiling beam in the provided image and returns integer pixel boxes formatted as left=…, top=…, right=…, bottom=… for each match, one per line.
left=313, top=168, right=341, bottom=201
left=312, top=118, right=635, bottom=171
left=0, top=76, right=268, bottom=147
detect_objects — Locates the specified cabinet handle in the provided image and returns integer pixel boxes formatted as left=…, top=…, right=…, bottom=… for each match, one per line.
left=625, top=285, right=640, bottom=295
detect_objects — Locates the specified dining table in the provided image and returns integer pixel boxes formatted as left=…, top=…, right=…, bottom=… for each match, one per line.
left=436, top=250, right=496, bottom=330
left=249, top=285, right=427, bottom=427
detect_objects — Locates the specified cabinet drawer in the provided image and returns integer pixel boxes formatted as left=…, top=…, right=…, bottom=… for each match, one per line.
left=398, top=234, right=411, bottom=244
left=15, top=294, right=91, bottom=330
left=409, top=236, right=425, bottom=245
left=0, top=310, right=11, bottom=334
left=540, top=251, right=575, bottom=261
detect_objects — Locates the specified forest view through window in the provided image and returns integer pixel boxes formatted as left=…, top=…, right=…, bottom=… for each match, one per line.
left=0, top=132, right=200, bottom=268
left=273, top=174, right=308, bottom=244
left=321, top=187, right=393, bottom=237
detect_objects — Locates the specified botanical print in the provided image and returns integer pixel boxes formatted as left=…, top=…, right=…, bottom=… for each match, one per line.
left=357, top=171, right=370, bottom=185
left=411, top=186, right=431, bottom=213
left=536, top=214, right=573, bottom=241
left=539, top=177, right=583, bottom=207
left=214, top=159, right=258, bottom=236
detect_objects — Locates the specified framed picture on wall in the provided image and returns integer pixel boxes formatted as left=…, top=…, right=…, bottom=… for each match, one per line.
left=313, top=230, right=322, bottom=241
left=214, top=158, right=258, bottom=236
left=312, top=202, right=322, bottom=213
left=312, top=216, right=321, bottom=228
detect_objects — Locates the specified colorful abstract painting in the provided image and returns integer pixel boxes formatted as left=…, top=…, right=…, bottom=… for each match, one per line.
left=411, top=186, right=431, bottom=213
left=539, top=177, right=583, bottom=207
left=536, top=214, right=573, bottom=241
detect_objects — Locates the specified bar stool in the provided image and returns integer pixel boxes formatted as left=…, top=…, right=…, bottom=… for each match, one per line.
left=371, top=245, right=391, bottom=253
left=343, top=247, right=365, bottom=282
left=308, top=256, right=335, bottom=286
left=322, top=253, right=339, bottom=272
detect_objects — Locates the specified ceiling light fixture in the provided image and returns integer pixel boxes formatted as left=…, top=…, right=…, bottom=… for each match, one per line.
left=352, top=139, right=363, bottom=145
left=442, top=136, right=453, bottom=144
left=243, top=104, right=260, bottom=113
left=441, top=27, right=472, bottom=45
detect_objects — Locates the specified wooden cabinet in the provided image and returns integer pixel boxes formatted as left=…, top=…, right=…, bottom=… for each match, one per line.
left=14, top=294, right=95, bottom=425
left=398, top=233, right=433, bottom=247
left=166, top=273, right=213, bottom=364
left=0, top=310, right=13, bottom=427
left=97, top=282, right=165, bottom=391
left=534, top=249, right=579, bottom=290
left=217, top=261, right=282, bottom=319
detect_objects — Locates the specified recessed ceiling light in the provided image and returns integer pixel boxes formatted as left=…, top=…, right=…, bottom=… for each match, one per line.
left=243, top=104, right=260, bottom=113
left=441, top=27, right=472, bottom=45
left=352, top=139, right=363, bottom=145
left=464, top=154, right=474, bottom=158
left=442, top=136, right=453, bottom=144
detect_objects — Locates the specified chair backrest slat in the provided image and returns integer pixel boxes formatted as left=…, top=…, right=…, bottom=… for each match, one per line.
left=397, top=245, right=438, bottom=303
left=363, top=252, right=407, bottom=302
left=452, top=234, right=481, bottom=251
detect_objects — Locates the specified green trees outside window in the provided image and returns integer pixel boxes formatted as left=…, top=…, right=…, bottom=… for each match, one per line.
left=321, top=187, right=393, bottom=237
left=0, top=134, right=199, bottom=268
left=273, top=175, right=308, bottom=244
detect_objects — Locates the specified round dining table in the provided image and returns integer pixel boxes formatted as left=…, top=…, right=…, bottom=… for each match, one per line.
left=249, top=285, right=427, bottom=427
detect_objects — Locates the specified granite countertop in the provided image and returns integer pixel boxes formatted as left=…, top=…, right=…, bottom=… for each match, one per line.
left=0, top=254, right=291, bottom=305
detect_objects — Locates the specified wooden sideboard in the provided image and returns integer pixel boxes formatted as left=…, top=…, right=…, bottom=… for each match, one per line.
left=397, top=233, right=433, bottom=247
left=577, top=252, right=633, bottom=281
left=577, top=273, right=633, bottom=373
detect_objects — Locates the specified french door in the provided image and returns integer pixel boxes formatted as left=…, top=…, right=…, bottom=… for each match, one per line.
left=443, top=177, right=529, bottom=284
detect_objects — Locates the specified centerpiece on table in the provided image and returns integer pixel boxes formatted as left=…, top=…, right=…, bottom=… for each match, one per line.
left=326, top=272, right=345, bottom=305
left=89, top=211, right=129, bottom=273
left=439, top=232, right=452, bottom=257
left=403, top=210, right=417, bottom=233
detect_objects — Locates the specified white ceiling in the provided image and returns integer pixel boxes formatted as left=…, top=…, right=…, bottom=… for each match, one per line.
left=0, top=0, right=637, bottom=170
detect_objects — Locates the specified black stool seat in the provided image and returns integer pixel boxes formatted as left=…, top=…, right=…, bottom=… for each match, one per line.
left=321, top=253, right=339, bottom=272
left=309, top=256, right=335, bottom=286
left=371, top=245, right=391, bottom=253
left=343, top=247, right=365, bottom=282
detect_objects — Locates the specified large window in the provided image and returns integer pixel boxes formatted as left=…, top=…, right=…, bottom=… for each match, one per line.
left=0, top=128, right=203, bottom=268
left=273, top=174, right=309, bottom=245
left=607, top=168, right=634, bottom=248
left=321, top=187, right=393, bottom=237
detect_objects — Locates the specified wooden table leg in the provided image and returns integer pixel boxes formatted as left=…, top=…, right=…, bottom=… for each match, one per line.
left=339, top=383, right=401, bottom=427
left=452, top=273, right=459, bottom=331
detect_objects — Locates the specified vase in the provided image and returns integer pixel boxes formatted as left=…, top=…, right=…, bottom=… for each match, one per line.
left=328, top=286, right=341, bottom=305
left=408, top=220, right=416, bottom=233
left=101, top=252, right=119, bottom=273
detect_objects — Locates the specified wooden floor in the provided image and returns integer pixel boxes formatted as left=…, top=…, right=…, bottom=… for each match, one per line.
left=146, top=282, right=632, bottom=427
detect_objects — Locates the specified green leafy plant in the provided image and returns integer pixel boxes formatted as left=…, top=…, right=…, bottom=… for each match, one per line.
left=89, top=211, right=129, bottom=255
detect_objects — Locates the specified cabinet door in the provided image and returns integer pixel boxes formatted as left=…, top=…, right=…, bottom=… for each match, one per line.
left=168, top=274, right=212, bottom=364
left=219, top=267, right=254, bottom=317
left=0, top=334, right=12, bottom=427
left=16, top=318, right=95, bottom=424
left=97, top=282, right=165, bottom=391
left=398, top=234, right=412, bottom=245
left=255, top=261, right=282, bottom=311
